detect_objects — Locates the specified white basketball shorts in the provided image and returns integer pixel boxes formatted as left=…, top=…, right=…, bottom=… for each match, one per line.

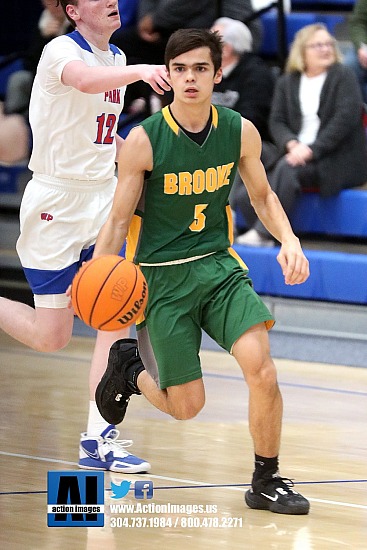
left=16, top=174, right=120, bottom=308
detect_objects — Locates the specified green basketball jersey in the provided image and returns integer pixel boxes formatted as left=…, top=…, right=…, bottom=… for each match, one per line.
left=126, top=105, right=242, bottom=264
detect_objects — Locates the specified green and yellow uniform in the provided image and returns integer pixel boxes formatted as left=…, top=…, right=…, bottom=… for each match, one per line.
left=127, top=105, right=240, bottom=264
left=127, top=105, right=274, bottom=389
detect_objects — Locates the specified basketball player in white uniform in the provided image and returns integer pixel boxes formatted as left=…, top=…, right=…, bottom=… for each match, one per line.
left=0, top=0, right=169, bottom=472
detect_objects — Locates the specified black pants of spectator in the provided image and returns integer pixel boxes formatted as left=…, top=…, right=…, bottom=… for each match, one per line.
left=231, top=153, right=319, bottom=238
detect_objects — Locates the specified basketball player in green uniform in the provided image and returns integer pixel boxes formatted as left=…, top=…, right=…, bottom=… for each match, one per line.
left=93, top=28, right=311, bottom=514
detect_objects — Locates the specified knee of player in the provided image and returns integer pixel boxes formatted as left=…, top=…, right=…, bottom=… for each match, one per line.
left=170, top=399, right=205, bottom=420
left=33, top=332, right=70, bottom=353
left=247, top=359, right=278, bottom=390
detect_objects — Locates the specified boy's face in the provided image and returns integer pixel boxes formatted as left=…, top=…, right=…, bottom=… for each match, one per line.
left=167, top=47, right=222, bottom=104
left=66, top=0, right=121, bottom=32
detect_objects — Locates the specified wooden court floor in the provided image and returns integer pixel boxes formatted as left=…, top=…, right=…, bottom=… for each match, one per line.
left=0, top=331, right=366, bottom=549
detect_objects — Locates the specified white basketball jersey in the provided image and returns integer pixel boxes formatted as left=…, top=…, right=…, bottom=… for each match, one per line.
left=28, top=31, right=126, bottom=181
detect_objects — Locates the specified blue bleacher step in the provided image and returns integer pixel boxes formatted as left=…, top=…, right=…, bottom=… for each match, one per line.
left=234, top=244, right=367, bottom=304
left=291, top=190, right=367, bottom=237
left=291, top=0, right=354, bottom=7
left=235, top=188, right=367, bottom=239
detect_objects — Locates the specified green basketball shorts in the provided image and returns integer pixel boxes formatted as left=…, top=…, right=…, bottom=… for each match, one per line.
left=136, top=249, right=274, bottom=389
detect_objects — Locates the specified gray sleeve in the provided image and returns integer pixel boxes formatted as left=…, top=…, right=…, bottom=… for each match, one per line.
left=221, top=0, right=263, bottom=52
left=220, top=0, right=255, bottom=21
left=269, top=76, right=299, bottom=151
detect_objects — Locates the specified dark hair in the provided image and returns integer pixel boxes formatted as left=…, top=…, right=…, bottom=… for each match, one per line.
left=56, top=0, right=77, bottom=28
left=165, top=29, right=223, bottom=74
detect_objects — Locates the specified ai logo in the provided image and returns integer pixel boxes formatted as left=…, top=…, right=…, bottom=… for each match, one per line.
left=47, top=471, right=104, bottom=527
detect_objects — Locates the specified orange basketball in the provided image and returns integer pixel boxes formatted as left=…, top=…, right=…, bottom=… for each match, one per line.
left=71, top=255, right=148, bottom=331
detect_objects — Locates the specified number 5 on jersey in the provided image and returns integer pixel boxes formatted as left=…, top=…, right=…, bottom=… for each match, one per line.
left=190, top=204, right=208, bottom=232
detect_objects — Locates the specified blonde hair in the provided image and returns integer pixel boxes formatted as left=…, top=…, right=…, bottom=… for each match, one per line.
left=285, top=23, right=342, bottom=73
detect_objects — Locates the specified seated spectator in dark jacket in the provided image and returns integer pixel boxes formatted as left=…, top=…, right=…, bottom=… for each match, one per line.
left=211, top=17, right=278, bottom=241
left=236, top=23, right=367, bottom=247
left=212, top=17, right=274, bottom=143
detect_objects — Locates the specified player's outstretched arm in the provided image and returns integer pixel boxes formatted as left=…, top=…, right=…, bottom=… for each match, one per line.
left=238, top=118, right=310, bottom=286
left=93, top=126, right=153, bottom=258
left=62, top=61, right=170, bottom=95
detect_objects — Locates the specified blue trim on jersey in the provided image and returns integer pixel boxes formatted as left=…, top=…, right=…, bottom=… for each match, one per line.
left=67, top=30, right=122, bottom=56
left=109, top=43, right=122, bottom=55
left=67, top=30, right=93, bottom=52
left=22, top=242, right=127, bottom=295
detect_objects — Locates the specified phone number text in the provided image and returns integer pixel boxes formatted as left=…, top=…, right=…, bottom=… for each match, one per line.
left=110, top=516, right=243, bottom=528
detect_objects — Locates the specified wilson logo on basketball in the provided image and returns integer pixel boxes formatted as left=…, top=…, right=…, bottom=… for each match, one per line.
left=117, top=281, right=148, bottom=325
left=111, top=278, right=128, bottom=301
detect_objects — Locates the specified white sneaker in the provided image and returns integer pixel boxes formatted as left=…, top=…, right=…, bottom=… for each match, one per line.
left=79, top=425, right=151, bottom=473
left=236, top=229, right=275, bottom=247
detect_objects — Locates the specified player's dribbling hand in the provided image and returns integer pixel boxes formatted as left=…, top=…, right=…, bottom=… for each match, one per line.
left=276, top=238, right=310, bottom=285
left=66, top=284, right=73, bottom=309
left=66, top=259, right=87, bottom=310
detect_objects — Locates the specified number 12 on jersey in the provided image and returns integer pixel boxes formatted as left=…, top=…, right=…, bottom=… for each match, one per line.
left=94, top=113, right=117, bottom=145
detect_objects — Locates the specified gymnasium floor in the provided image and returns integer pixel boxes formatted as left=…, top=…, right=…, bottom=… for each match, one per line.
left=0, top=331, right=366, bottom=549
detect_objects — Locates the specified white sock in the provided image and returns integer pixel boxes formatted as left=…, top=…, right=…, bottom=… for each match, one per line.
left=86, top=401, right=111, bottom=436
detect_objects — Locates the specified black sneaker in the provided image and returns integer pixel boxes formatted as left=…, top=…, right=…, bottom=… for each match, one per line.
left=95, top=338, right=145, bottom=425
left=245, top=472, right=310, bottom=515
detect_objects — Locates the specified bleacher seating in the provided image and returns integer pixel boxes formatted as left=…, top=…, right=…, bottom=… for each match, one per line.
left=0, top=54, right=29, bottom=193
left=291, top=0, right=354, bottom=8
left=234, top=187, right=367, bottom=305
left=251, top=0, right=367, bottom=305
left=260, top=10, right=346, bottom=56
left=0, top=165, right=27, bottom=193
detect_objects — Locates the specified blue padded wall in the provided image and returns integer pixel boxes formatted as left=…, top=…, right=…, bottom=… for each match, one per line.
left=234, top=245, right=367, bottom=304
left=291, top=191, right=367, bottom=237
left=236, top=189, right=367, bottom=238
